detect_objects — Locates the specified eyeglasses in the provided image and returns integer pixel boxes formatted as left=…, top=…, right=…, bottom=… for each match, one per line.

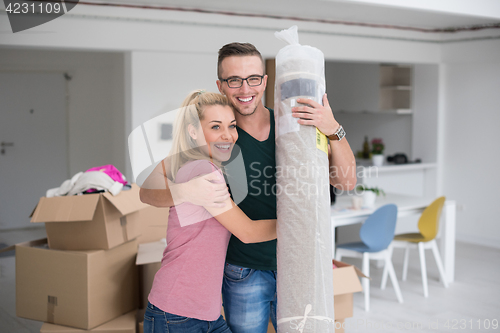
left=220, top=75, right=264, bottom=88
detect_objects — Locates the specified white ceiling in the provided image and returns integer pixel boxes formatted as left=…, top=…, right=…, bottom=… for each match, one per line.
left=90, top=0, right=500, bottom=32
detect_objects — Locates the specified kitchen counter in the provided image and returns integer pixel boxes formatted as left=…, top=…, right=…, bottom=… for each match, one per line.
left=356, top=160, right=438, bottom=197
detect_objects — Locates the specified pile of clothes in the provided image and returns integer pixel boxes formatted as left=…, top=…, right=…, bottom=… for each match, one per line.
left=46, top=165, right=131, bottom=197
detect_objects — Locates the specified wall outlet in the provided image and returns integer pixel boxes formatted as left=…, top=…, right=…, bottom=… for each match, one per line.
left=456, top=204, right=465, bottom=212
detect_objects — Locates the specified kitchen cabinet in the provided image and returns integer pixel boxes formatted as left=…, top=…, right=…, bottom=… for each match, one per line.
left=379, top=64, right=412, bottom=113
left=326, top=62, right=412, bottom=114
left=360, top=162, right=438, bottom=197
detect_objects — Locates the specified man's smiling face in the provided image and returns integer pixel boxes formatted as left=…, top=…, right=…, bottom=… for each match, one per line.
left=217, top=55, right=267, bottom=117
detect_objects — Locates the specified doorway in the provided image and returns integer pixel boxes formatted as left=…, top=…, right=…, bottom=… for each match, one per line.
left=0, top=72, right=68, bottom=230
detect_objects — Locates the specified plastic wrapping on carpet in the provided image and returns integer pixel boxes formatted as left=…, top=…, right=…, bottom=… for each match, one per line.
left=274, top=25, right=335, bottom=333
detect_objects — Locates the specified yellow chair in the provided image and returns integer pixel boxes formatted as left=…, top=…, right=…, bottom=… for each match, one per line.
left=381, top=197, right=448, bottom=298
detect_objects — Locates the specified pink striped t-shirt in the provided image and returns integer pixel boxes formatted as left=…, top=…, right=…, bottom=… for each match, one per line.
left=148, top=159, right=231, bottom=321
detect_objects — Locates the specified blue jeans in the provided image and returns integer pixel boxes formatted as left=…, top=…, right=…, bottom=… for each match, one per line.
left=143, top=302, right=231, bottom=333
left=222, top=263, right=277, bottom=333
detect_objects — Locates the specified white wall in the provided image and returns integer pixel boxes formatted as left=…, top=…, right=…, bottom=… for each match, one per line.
left=335, top=113, right=413, bottom=159
left=128, top=52, right=218, bottom=129
left=441, top=39, right=500, bottom=249
left=126, top=51, right=219, bottom=180
left=0, top=49, right=126, bottom=178
left=412, top=64, right=439, bottom=164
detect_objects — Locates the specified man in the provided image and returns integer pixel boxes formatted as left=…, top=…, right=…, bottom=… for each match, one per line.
left=215, top=43, right=356, bottom=333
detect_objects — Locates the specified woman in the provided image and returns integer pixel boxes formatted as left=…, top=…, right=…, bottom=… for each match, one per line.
left=143, top=90, right=276, bottom=333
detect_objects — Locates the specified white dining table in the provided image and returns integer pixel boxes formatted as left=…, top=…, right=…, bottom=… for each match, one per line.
left=331, top=193, right=456, bottom=283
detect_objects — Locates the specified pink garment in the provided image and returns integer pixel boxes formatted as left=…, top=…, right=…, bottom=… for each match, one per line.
left=85, top=165, right=127, bottom=185
left=148, top=160, right=231, bottom=321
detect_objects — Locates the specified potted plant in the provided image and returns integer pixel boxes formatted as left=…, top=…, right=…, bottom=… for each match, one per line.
left=371, top=138, right=385, bottom=167
left=356, top=185, right=385, bottom=208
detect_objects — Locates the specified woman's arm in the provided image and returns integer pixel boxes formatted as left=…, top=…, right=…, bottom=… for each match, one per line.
left=205, top=198, right=277, bottom=244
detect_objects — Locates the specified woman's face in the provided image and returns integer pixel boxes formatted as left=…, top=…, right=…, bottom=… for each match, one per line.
left=189, top=105, right=238, bottom=162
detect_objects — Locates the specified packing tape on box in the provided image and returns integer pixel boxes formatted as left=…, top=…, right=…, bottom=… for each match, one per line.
left=120, top=216, right=128, bottom=241
left=47, top=295, right=57, bottom=323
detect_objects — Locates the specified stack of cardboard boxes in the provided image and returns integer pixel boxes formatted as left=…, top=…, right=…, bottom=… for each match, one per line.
left=11, top=184, right=169, bottom=333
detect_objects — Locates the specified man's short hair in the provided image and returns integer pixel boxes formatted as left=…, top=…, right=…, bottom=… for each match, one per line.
left=217, top=42, right=264, bottom=79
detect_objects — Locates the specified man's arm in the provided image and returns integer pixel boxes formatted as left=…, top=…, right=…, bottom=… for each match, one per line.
left=139, top=159, right=230, bottom=208
left=292, top=94, right=357, bottom=191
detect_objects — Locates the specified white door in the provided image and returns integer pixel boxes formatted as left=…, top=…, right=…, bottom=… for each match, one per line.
left=0, top=72, right=68, bottom=230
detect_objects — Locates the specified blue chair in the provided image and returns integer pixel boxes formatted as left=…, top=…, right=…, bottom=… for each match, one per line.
left=335, top=204, right=403, bottom=311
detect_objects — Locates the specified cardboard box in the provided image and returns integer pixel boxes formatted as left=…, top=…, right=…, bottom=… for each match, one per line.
left=30, top=184, right=148, bottom=250
left=332, top=260, right=365, bottom=321
left=135, top=241, right=165, bottom=309
left=136, top=309, right=145, bottom=333
left=267, top=319, right=275, bottom=333
left=39, top=310, right=136, bottom=333
left=135, top=206, right=169, bottom=245
left=16, top=238, right=139, bottom=330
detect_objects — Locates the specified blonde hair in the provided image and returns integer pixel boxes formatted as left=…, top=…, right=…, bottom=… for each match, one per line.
left=168, top=90, right=231, bottom=181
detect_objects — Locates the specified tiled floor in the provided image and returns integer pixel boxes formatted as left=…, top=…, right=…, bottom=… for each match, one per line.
left=1, top=227, right=499, bottom=333
left=343, top=241, right=500, bottom=333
